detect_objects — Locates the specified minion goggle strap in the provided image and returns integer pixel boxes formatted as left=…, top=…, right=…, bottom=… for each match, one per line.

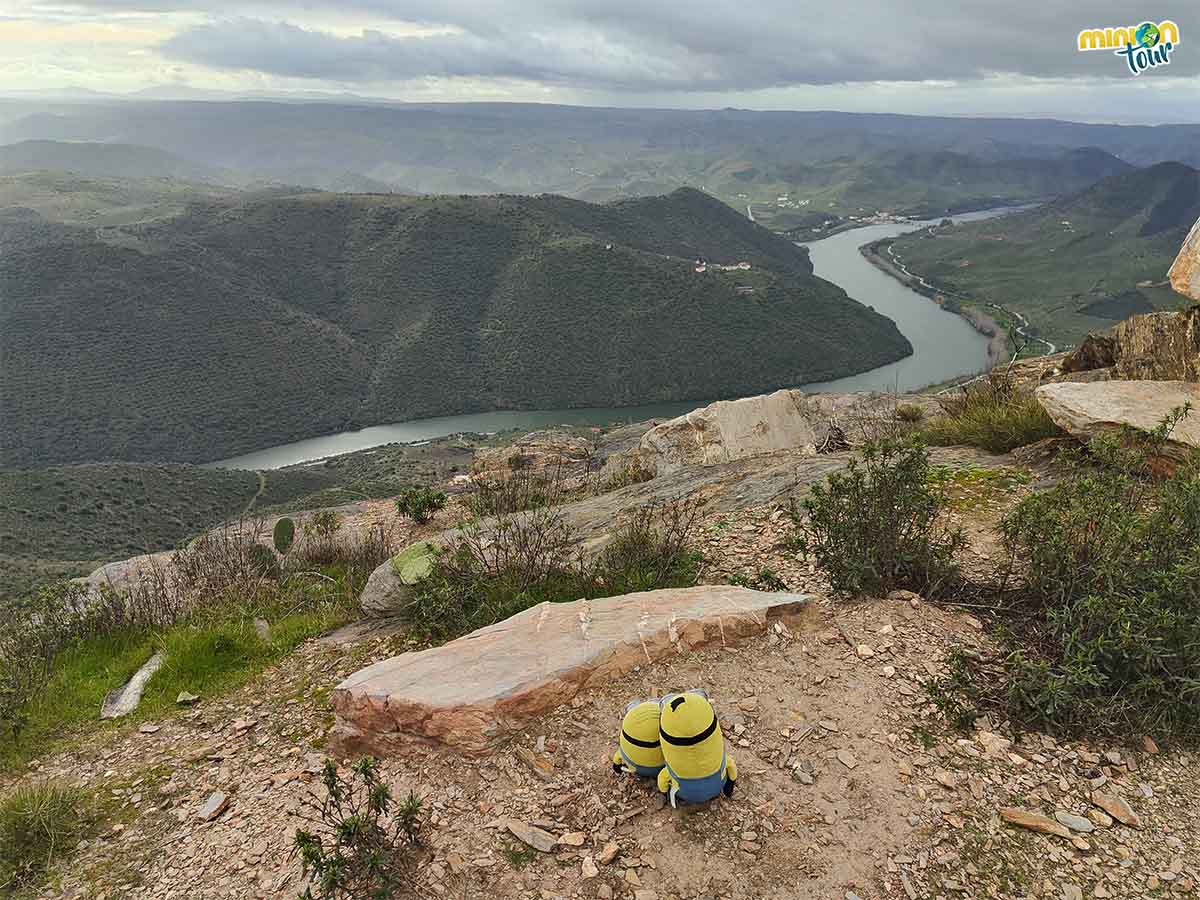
left=620, top=730, right=660, bottom=748
left=659, top=712, right=719, bottom=746
left=657, top=689, right=708, bottom=710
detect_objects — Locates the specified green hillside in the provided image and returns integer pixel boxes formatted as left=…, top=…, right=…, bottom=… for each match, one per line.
left=2, top=185, right=912, bottom=467
left=886, top=162, right=1199, bottom=348
left=0, top=440, right=474, bottom=603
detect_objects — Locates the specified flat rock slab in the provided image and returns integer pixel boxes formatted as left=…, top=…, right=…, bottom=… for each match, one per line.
left=1036, top=381, right=1200, bottom=462
left=330, top=586, right=812, bottom=758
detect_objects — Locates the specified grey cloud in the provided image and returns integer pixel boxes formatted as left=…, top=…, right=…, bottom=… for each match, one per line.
left=140, top=2, right=1200, bottom=89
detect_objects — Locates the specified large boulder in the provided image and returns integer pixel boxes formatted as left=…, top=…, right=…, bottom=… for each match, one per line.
left=359, top=541, right=437, bottom=617
left=637, top=390, right=914, bottom=475
left=1170, top=215, right=1200, bottom=300
left=1036, top=381, right=1200, bottom=462
left=330, top=585, right=812, bottom=758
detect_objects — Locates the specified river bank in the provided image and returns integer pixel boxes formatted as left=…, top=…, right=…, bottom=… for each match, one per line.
left=860, top=238, right=1010, bottom=368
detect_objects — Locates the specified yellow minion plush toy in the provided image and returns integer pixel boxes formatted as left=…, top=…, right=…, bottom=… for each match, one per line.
left=656, top=691, right=737, bottom=806
left=612, top=699, right=665, bottom=778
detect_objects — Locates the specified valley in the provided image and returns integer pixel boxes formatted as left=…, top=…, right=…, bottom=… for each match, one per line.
left=885, top=162, right=1199, bottom=349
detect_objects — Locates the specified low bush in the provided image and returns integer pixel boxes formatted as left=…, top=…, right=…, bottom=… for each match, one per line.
left=402, top=499, right=702, bottom=642
left=293, top=757, right=422, bottom=900
left=792, top=437, right=965, bottom=598
left=395, top=486, right=447, bottom=525
left=922, top=372, right=1061, bottom=453
left=938, top=408, right=1200, bottom=737
left=465, top=466, right=568, bottom=518
left=729, top=567, right=788, bottom=592
left=0, top=781, right=91, bottom=894
left=894, top=402, right=926, bottom=424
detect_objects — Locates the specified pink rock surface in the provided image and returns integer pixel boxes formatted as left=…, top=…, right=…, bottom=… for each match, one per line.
left=330, top=586, right=812, bottom=758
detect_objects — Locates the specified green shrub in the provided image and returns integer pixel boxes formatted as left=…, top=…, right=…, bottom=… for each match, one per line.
left=922, top=373, right=1061, bottom=453
left=942, top=407, right=1200, bottom=736
left=792, top=437, right=965, bottom=598
left=304, top=510, right=341, bottom=539
left=0, top=781, right=91, bottom=894
left=894, top=403, right=926, bottom=424
left=395, top=487, right=447, bottom=525
left=274, top=517, right=296, bottom=554
left=293, top=758, right=422, bottom=900
left=402, top=500, right=701, bottom=642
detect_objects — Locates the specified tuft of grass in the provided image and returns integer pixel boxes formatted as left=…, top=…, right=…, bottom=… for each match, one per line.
left=922, top=373, right=1061, bottom=453
left=0, top=781, right=93, bottom=895
left=894, top=402, right=926, bottom=424
left=1, top=575, right=355, bottom=772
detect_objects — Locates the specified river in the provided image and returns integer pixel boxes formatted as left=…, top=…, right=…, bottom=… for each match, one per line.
left=213, top=208, right=1011, bottom=471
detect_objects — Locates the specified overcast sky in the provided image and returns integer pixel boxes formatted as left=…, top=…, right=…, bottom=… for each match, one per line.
left=3, top=1, right=1196, bottom=121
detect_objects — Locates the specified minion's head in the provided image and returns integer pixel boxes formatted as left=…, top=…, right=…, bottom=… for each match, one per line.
left=658, top=691, right=725, bottom=779
left=618, top=700, right=665, bottom=772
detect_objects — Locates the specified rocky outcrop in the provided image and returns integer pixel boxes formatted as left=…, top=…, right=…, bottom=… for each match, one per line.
left=330, top=585, right=813, bottom=758
left=637, top=390, right=926, bottom=476
left=472, top=431, right=597, bottom=482
left=1052, top=307, right=1200, bottom=383
left=1169, top=215, right=1200, bottom=300
left=1035, top=381, right=1200, bottom=462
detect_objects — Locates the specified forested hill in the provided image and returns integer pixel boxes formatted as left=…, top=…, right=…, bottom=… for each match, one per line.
left=1, top=186, right=911, bottom=467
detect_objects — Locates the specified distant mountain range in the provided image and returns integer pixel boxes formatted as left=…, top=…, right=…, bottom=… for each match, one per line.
left=888, top=162, right=1199, bottom=347
left=0, top=184, right=911, bottom=467
left=2, top=101, right=1198, bottom=214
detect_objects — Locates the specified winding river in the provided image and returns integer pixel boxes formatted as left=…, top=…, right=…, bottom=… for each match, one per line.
left=213, top=209, right=1010, bottom=471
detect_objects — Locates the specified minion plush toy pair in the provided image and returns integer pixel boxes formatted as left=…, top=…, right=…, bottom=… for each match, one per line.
left=611, top=691, right=737, bottom=806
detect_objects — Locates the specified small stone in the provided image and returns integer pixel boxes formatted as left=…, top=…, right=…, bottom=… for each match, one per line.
left=1142, top=735, right=1159, bottom=754
left=597, top=886, right=613, bottom=900
left=1090, top=792, right=1140, bottom=828
left=176, top=691, right=199, bottom=706
left=254, top=618, right=270, bottom=640
left=598, top=841, right=619, bottom=865
left=1062, top=886, right=1083, bottom=900
left=882, top=665, right=896, bottom=678
left=1087, top=809, right=1113, bottom=828
left=1071, top=837, right=1090, bottom=851
left=507, top=820, right=558, bottom=853
left=196, top=791, right=229, bottom=822
left=1054, top=812, right=1095, bottom=834
left=738, top=696, right=759, bottom=712
left=633, top=891, right=657, bottom=900
left=999, top=807, right=1071, bottom=838
left=836, top=749, right=858, bottom=770
left=581, top=857, right=599, bottom=879
left=934, top=771, right=958, bottom=790
left=139, top=724, right=160, bottom=734
left=558, top=831, right=586, bottom=847
left=856, top=644, right=875, bottom=658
